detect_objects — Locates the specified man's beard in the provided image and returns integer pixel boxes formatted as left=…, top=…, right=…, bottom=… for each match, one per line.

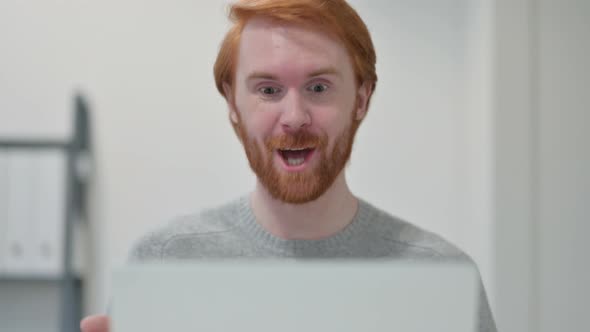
left=234, top=110, right=360, bottom=204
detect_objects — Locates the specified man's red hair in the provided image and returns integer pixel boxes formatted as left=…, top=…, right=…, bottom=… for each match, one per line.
left=213, top=0, right=377, bottom=99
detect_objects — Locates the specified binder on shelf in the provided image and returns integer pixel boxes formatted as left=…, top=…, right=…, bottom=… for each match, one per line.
left=0, top=150, right=68, bottom=277
left=3, top=150, right=39, bottom=275
left=32, top=149, right=67, bottom=277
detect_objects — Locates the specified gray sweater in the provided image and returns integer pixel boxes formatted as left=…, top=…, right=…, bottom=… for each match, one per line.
left=129, top=195, right=497, bottom=332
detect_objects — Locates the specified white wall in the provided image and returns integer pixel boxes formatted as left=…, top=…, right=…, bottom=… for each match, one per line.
left=494, top=0, right=590, bottom=331
left=0, top=0, right=495, bottom=318
left=494, top=1, right=537, bottom=331
left=536, top=0, right=590, bottom=330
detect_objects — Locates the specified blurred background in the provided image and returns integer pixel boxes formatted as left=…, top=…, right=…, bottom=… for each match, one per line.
left=0, top=0, right=588, bottom=331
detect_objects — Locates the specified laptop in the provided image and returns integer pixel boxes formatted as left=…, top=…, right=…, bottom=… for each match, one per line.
left=111, top=260, right=478, bottom=332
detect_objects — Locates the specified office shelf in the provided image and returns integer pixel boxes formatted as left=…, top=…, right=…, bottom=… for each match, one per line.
left=0, top=93, right=92, bottom=332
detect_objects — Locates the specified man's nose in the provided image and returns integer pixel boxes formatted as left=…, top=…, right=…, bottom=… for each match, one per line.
left=279, top=91, right=311, bottom=132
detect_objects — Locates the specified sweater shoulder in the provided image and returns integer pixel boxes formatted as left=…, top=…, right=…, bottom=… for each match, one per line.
left=361, top=200, right=472, bottom=262
left=127, top=199, right=239, bottom=262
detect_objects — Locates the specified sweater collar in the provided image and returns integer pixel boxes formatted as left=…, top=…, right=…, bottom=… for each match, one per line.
left=234, top=195, right=376, bottom=254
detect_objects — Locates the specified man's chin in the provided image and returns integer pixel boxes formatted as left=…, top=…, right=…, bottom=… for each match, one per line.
left=272, top=192, right=323, bottom=205
left=262, top=179, right=325, bottom=205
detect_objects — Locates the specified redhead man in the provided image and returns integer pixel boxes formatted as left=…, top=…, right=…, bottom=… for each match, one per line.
left=81, top=1, right=497, bottom=331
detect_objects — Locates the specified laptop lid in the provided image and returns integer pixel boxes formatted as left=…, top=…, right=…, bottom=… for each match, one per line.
left=111, top=260, right=478, bottom=332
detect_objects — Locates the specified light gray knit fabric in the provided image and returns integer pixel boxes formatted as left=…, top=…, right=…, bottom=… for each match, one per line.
left=129, top=195, right=497, bottom=332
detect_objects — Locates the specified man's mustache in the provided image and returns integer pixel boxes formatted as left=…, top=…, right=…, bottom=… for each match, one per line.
left=266, top=131, right=327, bottom=150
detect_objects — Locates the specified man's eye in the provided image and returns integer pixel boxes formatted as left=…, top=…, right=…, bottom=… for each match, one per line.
left=259, top=86, right=281, bottom=95
left=308, top=83, right=328, bottom=93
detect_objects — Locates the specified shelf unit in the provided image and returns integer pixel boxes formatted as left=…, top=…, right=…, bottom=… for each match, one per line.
left=0, top=94, right=92, bottom=332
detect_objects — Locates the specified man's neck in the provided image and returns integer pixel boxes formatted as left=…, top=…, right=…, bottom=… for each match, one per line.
left=250, top=173, right=358, bottom=240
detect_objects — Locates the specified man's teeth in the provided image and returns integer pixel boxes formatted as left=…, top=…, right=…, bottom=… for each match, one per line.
left=287, top=157, right=305, bottom=166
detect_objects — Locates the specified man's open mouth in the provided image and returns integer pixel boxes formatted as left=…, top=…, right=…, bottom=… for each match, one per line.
left=278, top=147, right=315, bottom=166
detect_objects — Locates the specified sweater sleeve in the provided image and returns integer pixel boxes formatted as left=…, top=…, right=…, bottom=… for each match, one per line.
left=127, top=231, right=165, bottom=263
left=476, top=274, right=498, bottom=332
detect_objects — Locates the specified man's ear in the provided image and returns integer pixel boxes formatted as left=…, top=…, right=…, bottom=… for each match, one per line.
left=355, top=81, right=373, bottom=121
left=223, top=83, right=239, bottom=124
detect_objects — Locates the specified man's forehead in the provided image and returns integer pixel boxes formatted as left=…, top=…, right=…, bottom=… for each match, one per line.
left=240, top=17, right=339, bottom=54
left=241, top=16, right=312, bottom=39
left=237, top=17, right=351, bottom=79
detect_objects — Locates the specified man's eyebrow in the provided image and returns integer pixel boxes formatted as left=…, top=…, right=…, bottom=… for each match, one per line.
left=246, top=72, right=279, bottom=81
left=307, top=67, right=341, bottom=78
left=246, top=67, right=341, bottom=82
